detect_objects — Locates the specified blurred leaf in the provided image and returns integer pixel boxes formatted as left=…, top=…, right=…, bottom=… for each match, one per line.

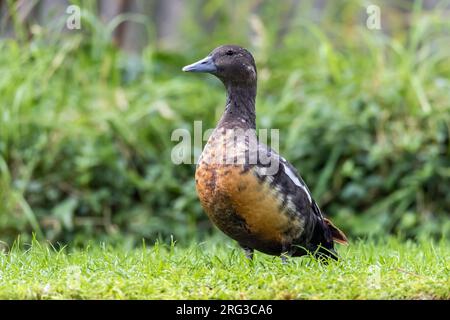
left=52, top=198, right=78, bottom=231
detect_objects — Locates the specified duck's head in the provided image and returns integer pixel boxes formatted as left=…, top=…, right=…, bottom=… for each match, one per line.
left=182, top=45, right=257, bottom=86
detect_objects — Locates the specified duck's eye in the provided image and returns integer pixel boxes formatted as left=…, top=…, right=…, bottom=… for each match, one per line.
left=226, top=50, right=234, bottom=56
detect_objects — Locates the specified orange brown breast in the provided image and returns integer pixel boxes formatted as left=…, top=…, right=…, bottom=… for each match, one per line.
left=195, top=128, right=305, bottom=255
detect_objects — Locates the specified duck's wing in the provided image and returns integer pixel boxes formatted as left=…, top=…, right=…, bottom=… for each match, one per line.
left=245, top=141, right=348, bottom=249
left=248, top=142, right=324, bottom=223
left=279, top=154, right=325, bottom=220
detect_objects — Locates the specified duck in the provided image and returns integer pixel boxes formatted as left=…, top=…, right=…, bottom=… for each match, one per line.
left=183, top=45, right=348, bottom=261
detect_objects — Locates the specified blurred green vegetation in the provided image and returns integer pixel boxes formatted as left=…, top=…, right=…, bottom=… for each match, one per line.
left=0, top=0, right=449, bottom=246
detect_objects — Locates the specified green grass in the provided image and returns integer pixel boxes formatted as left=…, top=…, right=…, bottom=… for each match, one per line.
left=0, top=237, right=448, bottom=299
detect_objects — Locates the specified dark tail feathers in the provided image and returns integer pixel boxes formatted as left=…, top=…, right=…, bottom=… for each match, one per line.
left=324, top=218, right=348, bottom=245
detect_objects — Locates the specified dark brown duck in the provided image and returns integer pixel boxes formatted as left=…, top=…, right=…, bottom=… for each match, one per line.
left=183, top=45, right=348, bottom=260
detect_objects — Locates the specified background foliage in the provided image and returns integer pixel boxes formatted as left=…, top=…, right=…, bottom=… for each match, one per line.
left=0, top=0, right=449, bottom=246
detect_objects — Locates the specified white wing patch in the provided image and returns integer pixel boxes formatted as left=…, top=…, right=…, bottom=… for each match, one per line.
left=281, top=161, right=312, bottom=204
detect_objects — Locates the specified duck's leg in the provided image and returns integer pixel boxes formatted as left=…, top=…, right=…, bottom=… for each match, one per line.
left=240, top=244, right=254, bottom=260
left=281, top=243, right=292, bottom=264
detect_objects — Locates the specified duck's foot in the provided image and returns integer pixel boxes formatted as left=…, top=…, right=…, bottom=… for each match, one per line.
left=281, top=243, right=292, bottom=264
left=240, top=245, right=254, bottom=260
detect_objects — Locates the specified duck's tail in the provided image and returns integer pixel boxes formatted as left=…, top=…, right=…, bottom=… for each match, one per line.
left=323, top=218, right=348, bottom=245
left=300, top=216, right=348, bottom=261
left=313, top=218, right=348, bottom=261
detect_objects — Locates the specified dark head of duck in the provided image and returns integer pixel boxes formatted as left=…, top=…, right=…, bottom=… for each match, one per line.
left=183, top=45, right=257, bottom=128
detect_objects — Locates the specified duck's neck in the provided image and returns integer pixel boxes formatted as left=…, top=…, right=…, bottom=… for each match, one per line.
left=217, top=83, right=256, bottom=129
